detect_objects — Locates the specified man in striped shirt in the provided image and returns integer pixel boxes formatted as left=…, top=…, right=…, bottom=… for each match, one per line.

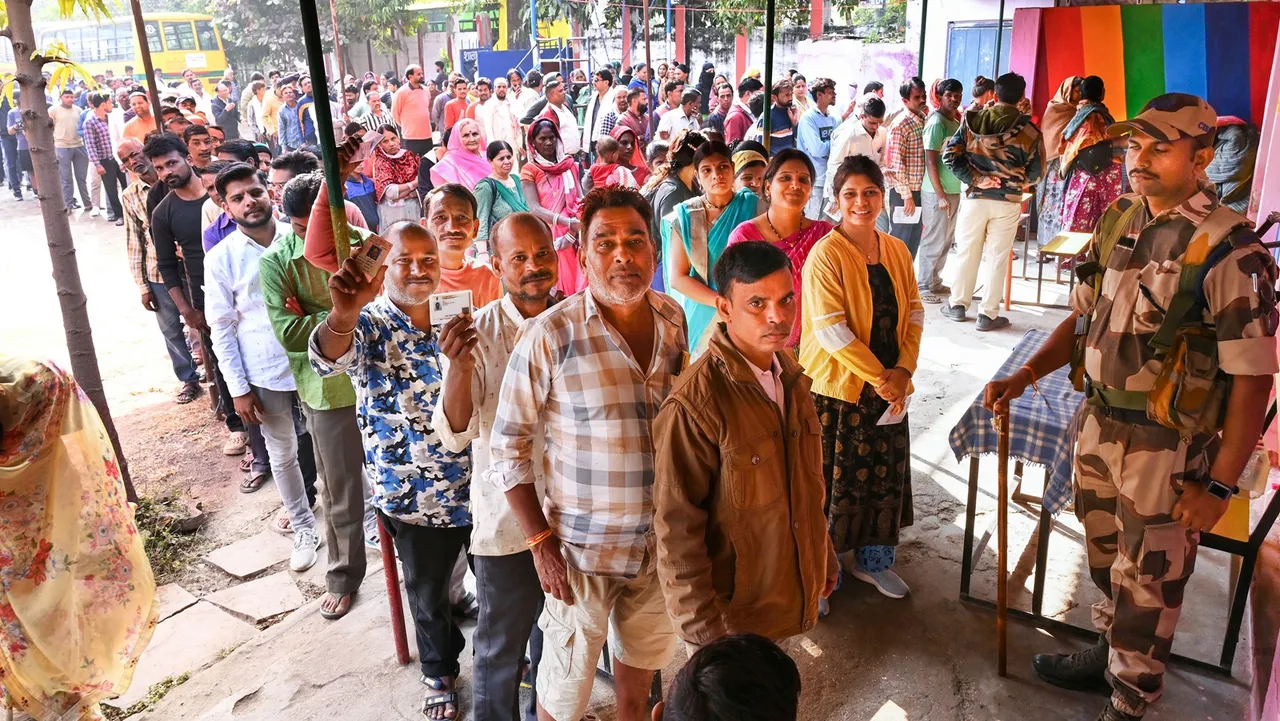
left=85, top=92, right=124, bottom=224
left=488, top=187, right=686, bottom=721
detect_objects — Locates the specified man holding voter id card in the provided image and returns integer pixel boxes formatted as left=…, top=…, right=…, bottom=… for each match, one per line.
left=307, top=215, right=473, bottom=720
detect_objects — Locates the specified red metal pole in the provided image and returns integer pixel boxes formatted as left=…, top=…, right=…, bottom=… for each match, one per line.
left=378, top=515, right=412, bottom=665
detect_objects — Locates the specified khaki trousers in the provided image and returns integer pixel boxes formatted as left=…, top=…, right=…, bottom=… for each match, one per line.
left=947, top=196, right=1021, bottom=319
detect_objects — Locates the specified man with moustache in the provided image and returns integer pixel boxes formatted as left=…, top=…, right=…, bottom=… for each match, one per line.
left=479, top=77, right=520, bottom=149
left=653, top=241, right=838, bottom=650
left=205, top=163, right=322, bottom=573
left=431, top=213, right=560, bottom=721
left=309, top=220, right=474, bottom=721
left=489, top=187, right=686, bottom=721
left=118, top=137, right=202, bottom=405
left=985, top=94, right=1278, bottom=721
left=428, top=184, right=502, bottom=308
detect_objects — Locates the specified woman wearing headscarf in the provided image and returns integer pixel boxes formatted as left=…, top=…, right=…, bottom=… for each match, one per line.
left=429, top=117, right=490, bottom=190
left=732, top=141, right=769, bottom=196
left=1057, top=76, right=1124, bottom=234
left=0, top=357, right=158, bottom=720
left=474, top=140, right=529, bottom=249
left=697, top=62, right=717, bottom=116
left=371, top=123, right=422, bottom=228
left=1036, top=75, right=1082, bottom=246
left=520, top=116, right=585, bottom=295
left=610, top=124, right=650, bottom=187
left=644, top=129, right=706, bottom=291
left=662, top=140, right=765, bottom=355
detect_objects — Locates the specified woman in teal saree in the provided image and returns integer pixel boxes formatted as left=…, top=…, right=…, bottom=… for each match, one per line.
left=661, top=140, right=764, bottom=355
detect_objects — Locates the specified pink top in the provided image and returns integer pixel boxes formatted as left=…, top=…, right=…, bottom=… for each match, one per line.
left=391, top=84, right=433, bottom=141
left=727, top=218, right=835, bottom=348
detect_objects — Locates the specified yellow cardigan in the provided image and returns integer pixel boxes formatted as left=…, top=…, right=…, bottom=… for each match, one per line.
left=799, top=229, right=925, bottom=405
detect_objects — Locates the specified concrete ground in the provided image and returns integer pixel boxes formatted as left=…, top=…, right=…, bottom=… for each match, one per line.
left=0, top=193, right=1254, bottom=720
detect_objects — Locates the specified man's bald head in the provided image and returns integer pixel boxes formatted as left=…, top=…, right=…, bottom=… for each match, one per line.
left=490, top=212, right=558, bottom=304
left=382, top=221, right=440, bottom=310
left=116, top=137, right=154, bottom=178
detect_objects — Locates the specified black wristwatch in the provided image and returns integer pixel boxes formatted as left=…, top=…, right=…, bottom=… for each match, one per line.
left=1203, top=478, right=1240, bottom=501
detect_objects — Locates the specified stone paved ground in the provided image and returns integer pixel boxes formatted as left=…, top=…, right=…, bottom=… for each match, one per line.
left=2, top=194, right=1258, bottom=720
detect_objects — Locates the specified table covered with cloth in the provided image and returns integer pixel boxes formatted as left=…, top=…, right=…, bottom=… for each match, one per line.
left=948, top=329, right=1085, bottom=515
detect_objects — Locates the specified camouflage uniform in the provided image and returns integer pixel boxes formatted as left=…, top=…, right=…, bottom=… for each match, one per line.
left=1069, top=186, right=1279, bottom=716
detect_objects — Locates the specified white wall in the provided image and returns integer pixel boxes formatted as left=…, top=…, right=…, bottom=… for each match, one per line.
left=915, top=0, right=1054, bottom=83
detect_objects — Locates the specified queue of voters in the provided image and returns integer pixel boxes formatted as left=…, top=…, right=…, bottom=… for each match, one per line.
left=5, top=49, right=1277, bottom=721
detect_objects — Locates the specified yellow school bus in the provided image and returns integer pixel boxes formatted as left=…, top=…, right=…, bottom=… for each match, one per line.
left=32, top=13, right=228, bottom=89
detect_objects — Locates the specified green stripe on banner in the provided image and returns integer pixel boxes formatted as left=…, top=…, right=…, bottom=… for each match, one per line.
left=1121, top=5, right=1165, bottom=118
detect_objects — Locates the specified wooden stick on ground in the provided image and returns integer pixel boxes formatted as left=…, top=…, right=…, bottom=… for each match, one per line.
left=995, top=408, right=1010, bottom=677
left=377, top=515, right=412, bottom=665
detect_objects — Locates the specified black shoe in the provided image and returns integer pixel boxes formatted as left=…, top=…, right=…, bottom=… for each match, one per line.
left=67, top=200, right=81, bottom=210
left=940, top=304, right=967, bottom=322
left=1095, top=700, right=1142, bottom=721
left=1032, top=636, right=1111, bottom=694
left=976, top=315, right=1011, bottom=332
left=114, top=217, right=124, bottom=226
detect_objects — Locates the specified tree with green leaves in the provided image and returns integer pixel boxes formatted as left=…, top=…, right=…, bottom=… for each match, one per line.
left=2, top=0, right=136, bottom=501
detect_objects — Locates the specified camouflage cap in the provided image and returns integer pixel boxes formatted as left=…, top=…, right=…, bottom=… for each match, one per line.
left=1106, top=92, right=1217, bottom=143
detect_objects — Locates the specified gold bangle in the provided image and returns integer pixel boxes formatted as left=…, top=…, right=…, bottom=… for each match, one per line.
left=325, top=316, right=356, bottom=337
left=526, top=529, right=554, bottom=548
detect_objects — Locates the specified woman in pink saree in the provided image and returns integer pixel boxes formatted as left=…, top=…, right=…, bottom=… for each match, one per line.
left=429, top=118, right=491, bottom=190
left=520, top=116, right=585, bottom=295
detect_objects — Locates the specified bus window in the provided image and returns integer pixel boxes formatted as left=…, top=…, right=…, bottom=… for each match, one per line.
left=106, top=23, right=134, bottom=62
left=162, top=22, right=197, bottom=51
left=195, top=21, right=220, bottom=52
left=145, top=21, right=163, bottom=53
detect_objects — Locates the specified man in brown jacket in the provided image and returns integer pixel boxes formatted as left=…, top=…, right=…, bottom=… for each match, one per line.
left=654, top=241, right=838, bottom=649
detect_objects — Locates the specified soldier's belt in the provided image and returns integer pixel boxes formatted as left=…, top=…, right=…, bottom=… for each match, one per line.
left=1084, top=383, right=1162, bottom=426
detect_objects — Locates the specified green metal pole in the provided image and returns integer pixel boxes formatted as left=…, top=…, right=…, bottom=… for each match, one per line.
left=993, top=0, right=1006, bottom=76
left=298, top=0, right=352, bottom=262
left=762, top=0, right=775, bottom=154
left=917, top=0, right=928, bottom=78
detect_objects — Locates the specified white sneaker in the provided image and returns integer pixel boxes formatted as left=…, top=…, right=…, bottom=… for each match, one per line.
left=222, top=431, right=249, bottom=455
left=89, top=207, right=101, bottom=217
left=848, top=565, right=910, bottom=599
left=290, top=528, right=321, bottom=572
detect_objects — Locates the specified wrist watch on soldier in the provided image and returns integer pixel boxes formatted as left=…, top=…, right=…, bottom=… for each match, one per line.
left=1199, top=476, right=1239, bottom=501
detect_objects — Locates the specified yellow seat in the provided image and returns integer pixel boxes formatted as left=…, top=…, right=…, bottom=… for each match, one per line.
left=1210, top=495, right=1250, bottom=542
left=1039, top=231, right=1093, bottom=259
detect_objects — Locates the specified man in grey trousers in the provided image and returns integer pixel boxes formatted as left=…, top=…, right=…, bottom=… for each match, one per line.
left=432, top=212, right=561, bottom=721
left=918, top=78, right=964, bottom=304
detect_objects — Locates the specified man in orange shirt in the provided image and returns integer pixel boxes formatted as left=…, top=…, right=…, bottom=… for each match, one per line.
left=464, top=78, right=492, bottom=122
left=427, top=183, right=500, bottom=308
left=443, top=78, right=470, bottom=137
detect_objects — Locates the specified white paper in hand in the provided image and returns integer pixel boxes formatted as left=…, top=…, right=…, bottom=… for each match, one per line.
left=892, top=204, right=922, bottom=225
left=877, top=396, right=911, bottom=425
left=429, top=290, right=473, bottom=326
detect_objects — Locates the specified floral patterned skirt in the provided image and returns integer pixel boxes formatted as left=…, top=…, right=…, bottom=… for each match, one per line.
left=1061, top=161, right=1125, bottom=233
left=1037, top=159, right=1067, bottom=247
left=814, top=387, right=914, bottom=554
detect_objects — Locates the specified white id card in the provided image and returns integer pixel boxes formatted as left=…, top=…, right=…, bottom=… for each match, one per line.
left=429, top=290, right=473, bottom=326
left=892, top=204, right=922, bottom=225
left=877, top=396, right=911, bottom=425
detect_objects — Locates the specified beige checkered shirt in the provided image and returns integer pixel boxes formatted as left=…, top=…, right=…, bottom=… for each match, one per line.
left=487, top=289, right=688, bottom=579
left=121, top=179, right=163, bottom=293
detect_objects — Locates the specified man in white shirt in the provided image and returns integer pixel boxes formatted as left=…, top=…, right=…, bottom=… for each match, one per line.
left=204, top=162, right=322, bottom=573
left=542, top=79, right=581, bottom=157
left=507, top=68, right=540, bottom=120
left=479, top=77, right=520, bottom=150
left=825, top=95, right=887, bottom=216
left=656, top=88, right=701, bottom=141
left=432, top=213, right=559, bottom=721
left=579, top=68, right=618, bottom=158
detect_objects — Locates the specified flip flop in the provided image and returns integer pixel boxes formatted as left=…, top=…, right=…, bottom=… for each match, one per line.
left=919, top=290, right=943, bottom=304
left=451, top=592, right=479, bottom=621
left=240, top=471, right=268, bottom=493
left=319, top=591, right=355, bottom=620
left=240, top=454, right=254, bottom=473
left=270, top=509, right=293, bottom=535
left=176, top=382, right=202, bottom=405
left=420, top=676, right=458, bottom=720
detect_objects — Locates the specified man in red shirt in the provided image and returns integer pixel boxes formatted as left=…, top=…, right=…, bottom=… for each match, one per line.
left=723, top=77, right=763, bottom=147
left=443, top=78, right=470, bottom=136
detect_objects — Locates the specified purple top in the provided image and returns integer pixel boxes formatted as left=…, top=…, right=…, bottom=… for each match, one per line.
left=202, top=212, right=237, bottom=252
left=727, top=218, right=835, bottom=348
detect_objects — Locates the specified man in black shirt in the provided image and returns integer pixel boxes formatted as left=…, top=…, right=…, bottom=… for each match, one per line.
left=145, top=132, right=250, bottom=456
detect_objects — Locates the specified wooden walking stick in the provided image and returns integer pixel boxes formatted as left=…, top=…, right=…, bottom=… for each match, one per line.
left=994, top=408, right=1010, bottom=677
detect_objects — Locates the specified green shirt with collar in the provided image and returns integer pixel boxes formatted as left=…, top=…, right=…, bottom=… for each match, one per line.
left=258, top=226, right=367, bottom=410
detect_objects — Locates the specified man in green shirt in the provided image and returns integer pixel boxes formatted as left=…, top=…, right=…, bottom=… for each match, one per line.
left=259, top=171, right=370, bottom=620
left=918, top=78, right=964, bottom=305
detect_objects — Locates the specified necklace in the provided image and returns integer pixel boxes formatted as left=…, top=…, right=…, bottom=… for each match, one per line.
left=765, top=210, right=785, bottom=241
left=705, top=194, right=730, bottom=212
left=836, top=226, right=878, bottom=263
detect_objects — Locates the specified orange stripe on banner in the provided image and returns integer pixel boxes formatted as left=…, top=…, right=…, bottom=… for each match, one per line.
left=1080, top=5, right=1128, bottom=120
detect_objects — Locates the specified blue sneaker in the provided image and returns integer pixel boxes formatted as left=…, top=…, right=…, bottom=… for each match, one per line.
left=848, top=565, right=910, bottom=599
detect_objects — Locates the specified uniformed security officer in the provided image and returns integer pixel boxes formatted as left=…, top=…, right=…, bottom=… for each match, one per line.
left=984, top=93, right=1278, bottom=721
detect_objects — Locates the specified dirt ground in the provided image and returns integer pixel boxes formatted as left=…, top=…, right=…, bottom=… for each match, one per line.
left=3, top=193, right=1257, bottom=720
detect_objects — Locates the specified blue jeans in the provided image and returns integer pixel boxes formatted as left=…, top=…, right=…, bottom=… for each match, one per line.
left=0, top=136, right=19, bottom=197
left=149, top=281, right=200, bottom=384
left=56, top=145, right=91, bottom=208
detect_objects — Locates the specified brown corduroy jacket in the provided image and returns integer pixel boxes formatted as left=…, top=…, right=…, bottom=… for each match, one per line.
left=653, top=324, right=831, bottom=646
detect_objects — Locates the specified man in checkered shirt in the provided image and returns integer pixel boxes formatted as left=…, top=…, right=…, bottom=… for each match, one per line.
left=488, top=186, right=687, bottom=721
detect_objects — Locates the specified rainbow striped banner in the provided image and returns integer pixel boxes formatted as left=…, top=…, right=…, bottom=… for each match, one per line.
left=1010, top=3, right=1280, bottom=124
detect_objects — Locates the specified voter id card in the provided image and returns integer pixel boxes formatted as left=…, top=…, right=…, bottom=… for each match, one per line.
left=429, top=290, right=473, bottom=326
left=351, top=235, right=392, bottom=279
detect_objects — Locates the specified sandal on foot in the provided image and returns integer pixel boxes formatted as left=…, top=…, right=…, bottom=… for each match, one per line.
left=240, top=471, right=268, bottom=493
left=319, top=591, right=355, bottom=620
left=451, top=591, right=479, bottom=621
left=239, top=454, right=254, bottom=473
left=919, top=290, right=943, bottom=304
left=176, top=382, right=202, bottom=404
left=270, top=509, right=293, bottom=535
left=420, top=676, right=458, bottom=720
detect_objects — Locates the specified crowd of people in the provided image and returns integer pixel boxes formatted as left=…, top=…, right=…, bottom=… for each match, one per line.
left=6, top=50, right=1275, bottom=721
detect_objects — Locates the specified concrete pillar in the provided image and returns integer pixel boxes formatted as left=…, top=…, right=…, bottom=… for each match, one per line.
left=810, top=0, right=823, bottom=39
left=675, top=6, right=686, bottom=64
left=622, top=9, right=632, bottom=67
left=735, top=32, right=747, bottom=81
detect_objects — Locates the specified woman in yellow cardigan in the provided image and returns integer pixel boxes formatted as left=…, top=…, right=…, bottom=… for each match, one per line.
left=800, top=154, right=924, bottom=602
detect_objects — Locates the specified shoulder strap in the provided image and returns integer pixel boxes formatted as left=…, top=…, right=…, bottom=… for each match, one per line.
left=1149, top=205, right=1254, bottom=354
left=1081, top=198, right=1144, bottom=291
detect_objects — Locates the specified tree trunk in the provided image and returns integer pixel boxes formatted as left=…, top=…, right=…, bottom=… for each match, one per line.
left=6, top=0, right=136, bottom=502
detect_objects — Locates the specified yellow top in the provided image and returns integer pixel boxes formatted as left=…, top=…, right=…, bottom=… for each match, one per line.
left=800, top=229, right=925, bottom=404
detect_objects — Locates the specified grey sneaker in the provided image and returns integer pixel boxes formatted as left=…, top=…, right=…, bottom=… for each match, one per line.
left=940, top=304, right=967, bottom=322
left=848, top=565, right=910, bottom=599
left=976, top=314, right=1011, bottom=332
left=290, top=528, right=321, bottom=572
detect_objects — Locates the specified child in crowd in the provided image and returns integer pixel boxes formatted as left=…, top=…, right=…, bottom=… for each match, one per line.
left=654, top=634, right=802, bottom=721
left=586, top=136, right=639, bottom=190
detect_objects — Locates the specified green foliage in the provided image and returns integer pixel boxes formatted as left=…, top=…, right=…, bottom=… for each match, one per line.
left=2, top=41, right=99, bottom=105
left=132, top=494, right=205, bottom=584
left=209, top=0, right=319, bottom=69
left=704, top=0, right=811, bottom=35
left=836, top=0, right=907, bottom=43
left=334, top=0, right=424, bottom=56
left=101, top=672, right=192, bottom=720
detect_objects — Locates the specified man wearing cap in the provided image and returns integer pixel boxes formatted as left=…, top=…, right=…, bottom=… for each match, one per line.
left=983, top=93, right=1278, bottom=721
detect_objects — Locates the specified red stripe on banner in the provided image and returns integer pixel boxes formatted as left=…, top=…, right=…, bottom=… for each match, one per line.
left=1042, top=7, right=1086, bottom=96
left=1251, top=3, right=1280, bottom=127
left=1010, top=8, right=1044, bottom=112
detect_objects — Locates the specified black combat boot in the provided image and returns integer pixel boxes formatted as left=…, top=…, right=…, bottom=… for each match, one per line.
left=1031, top=635, right=1111, bottom=693
left=1094, top=700, right=1142, bottom=721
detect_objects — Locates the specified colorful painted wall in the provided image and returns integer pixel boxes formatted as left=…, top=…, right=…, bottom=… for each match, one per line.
left=1009, top=3, right=1280, bottom=124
